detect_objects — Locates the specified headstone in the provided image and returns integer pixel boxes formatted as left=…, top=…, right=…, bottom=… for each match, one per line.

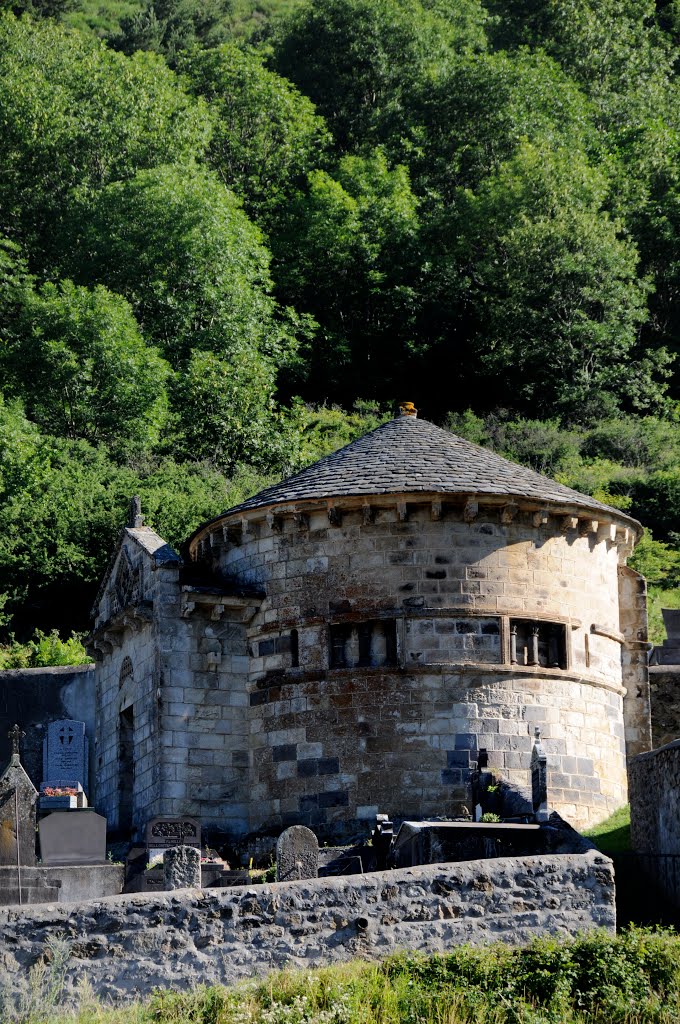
left=0, top=725, right=37, bottom=867
left=146, top=816, right=201, bottom=860
left=42, top=720, right=89, bottom=797
left=276, top=825, right=318, bottom=882
left=164, top=845, right=201, bottom=890
left=38, top=810, right=107, bottom=865
left=531, top=727, right=549, bottom=822
left=650, top=609, right=680, bottom=665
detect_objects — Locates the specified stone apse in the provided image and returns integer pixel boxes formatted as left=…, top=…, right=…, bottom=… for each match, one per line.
left=89, top=406, right=651, bottom=839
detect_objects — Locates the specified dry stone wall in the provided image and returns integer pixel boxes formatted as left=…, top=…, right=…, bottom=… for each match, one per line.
left=0, top=852, right=614, bottom=1006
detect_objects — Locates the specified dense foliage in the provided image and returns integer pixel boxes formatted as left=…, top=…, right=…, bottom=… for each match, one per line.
left=6, top=930, right=680, bottom=1023
left=1, top=0, right=680, bottom=651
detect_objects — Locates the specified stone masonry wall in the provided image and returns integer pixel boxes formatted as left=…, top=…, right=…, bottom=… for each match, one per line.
left=0, top=852, right=614, bottom=1006
left=94, top=531, right=255, bottom=838
left=209, top=501, right=630, bottom=832
left=629, top=739, right=680, bottom=856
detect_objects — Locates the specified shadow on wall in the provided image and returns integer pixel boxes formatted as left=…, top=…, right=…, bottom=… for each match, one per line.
left=0, top=666, right=95, bottom=790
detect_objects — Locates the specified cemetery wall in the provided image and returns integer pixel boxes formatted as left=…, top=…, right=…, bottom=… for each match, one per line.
left=648, top=666, right=680, bottom=749
left=209, top=500, right=635, bottom=832
left=0, top=851, right=614, bottom=1005
left=629, top=739, right=680, bottom=856
left=0, top=666, right=95, bottom=790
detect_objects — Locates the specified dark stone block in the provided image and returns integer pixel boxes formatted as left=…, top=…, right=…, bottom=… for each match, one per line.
left=441, top=769, right=463, bottom=785
left=272, top=744, right=297, bottom=763
left=297, top=759, right=318, bottom=778
left=249, top=690, right=268, bottom=707
left=318, top=791, right=349, bottom=808
left=317, top=758, right=340, bottom=775
left=455, top=734, right=476, bottom=750
left=577, top=758, right=594, bottom=775
left=258, top=639, right=277, bottom=657
left=299, top=795, right=318, bottom=811
left=447, top=750, right=470, bottom=768
left=426, top=570, right=446, bottom=579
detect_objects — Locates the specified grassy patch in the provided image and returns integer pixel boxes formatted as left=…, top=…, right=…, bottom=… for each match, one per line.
left=7, top=928, right=680, bottom=1024
left=584, top=805, right=632, bottom=854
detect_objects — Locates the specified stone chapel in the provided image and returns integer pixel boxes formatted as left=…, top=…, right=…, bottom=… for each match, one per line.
left=88, top=403, right=651, bottom=841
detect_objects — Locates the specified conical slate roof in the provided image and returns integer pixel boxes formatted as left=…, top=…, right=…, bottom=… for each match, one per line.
left=213, top=414, right=639, bottom=527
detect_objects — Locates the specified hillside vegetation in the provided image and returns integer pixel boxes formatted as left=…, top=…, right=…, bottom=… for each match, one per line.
left=7, top=930, right=680, bottom=1023
left=1, top=0, right=680, bottom=652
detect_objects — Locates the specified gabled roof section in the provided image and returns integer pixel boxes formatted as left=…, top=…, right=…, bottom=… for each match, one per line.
left=92, top=525, right=181, bottom=619
left=196, top=413, right=639, bottom=530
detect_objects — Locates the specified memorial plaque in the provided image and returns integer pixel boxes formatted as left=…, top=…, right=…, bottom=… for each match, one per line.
left=146, top=816, right=201, bottom=854
left=276, top=825, right=318, bottom=882
left=43, top=721, right=88, bottom=795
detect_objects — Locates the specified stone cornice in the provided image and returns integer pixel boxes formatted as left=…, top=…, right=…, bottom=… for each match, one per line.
left=190, top=492, right=639, bottom=561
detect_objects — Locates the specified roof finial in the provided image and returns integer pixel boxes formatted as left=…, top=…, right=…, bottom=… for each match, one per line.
left=8, top=723, right=24, bottom=759
left=127, top=496, right=144, bottom=529
left=399, top=401, right=417, bottom=418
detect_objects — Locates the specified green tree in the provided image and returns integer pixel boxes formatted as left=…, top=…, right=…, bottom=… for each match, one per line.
left=114, top=0, right=232, bottom=64
left=65, top=164, right=291, bottom=368
left=2, top=280, right=169, bottom=455
left=0, top=13, right=211, bottom=261
left=180, top=43, right=330, bottom=225
left=0, top=396, right=272, bottom=635
left=401, top=49, right=597, bottom=201
left=170, top=349, right=296, bottom=473
left=273, top=0, right=487, bottom=151
left=0, top=0, right=81, bottom=17
left=485, top=0, right=673, bottom=122
left=444, top=144, right=663, bottom=420
left=277, top=149, right=421, bottom=400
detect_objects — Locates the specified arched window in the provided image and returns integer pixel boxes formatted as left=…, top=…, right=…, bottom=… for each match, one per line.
left=119, top=656, right=133, bottom=688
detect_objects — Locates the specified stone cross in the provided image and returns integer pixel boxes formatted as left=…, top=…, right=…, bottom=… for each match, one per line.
left=531, top=727, right=549, bottom=822
left=276, top=825, right=319, bottom=882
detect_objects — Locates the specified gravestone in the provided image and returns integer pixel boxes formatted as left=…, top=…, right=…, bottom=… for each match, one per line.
left=0, top=726, right=37, bottom=868
left=42, top=720, right=89, bottom=797
left=38, top=810, right=107, bottom=865
left=531, top=727, right=549, bottom=822
left=276, top=825, right=318, bottom=882
left=164, top=845, right=201, bottom=890
left=146, top=816, right=201, bottom=861
left=651, top=609, right=680, bottom=665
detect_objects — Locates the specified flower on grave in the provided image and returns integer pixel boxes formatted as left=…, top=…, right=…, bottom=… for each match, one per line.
left=42, top=787, right=78, bottom=797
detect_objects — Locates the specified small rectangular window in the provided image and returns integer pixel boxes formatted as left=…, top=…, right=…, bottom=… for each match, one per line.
left=510, top=620, right=566, bottom=669
left=329, top=620, right=397, bottom=668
